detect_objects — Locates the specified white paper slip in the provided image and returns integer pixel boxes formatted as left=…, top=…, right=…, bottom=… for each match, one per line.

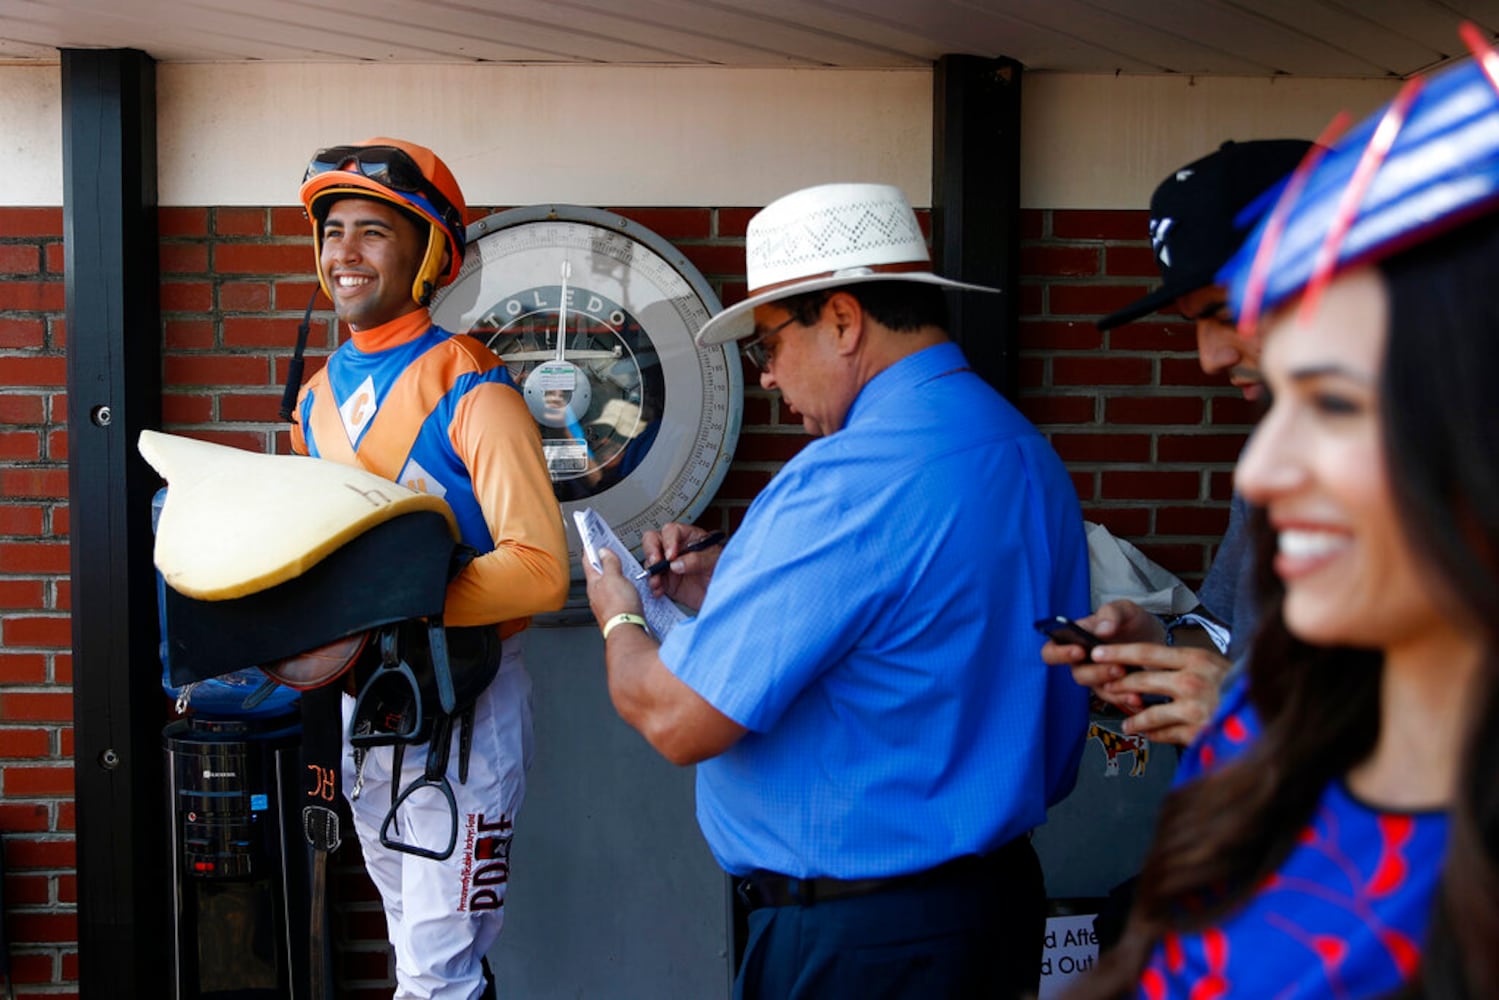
left=573, top=508, right=687, bottom=639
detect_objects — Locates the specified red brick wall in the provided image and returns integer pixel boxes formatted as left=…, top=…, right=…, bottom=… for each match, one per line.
left=0, top=203, right=1238, bottom=994
left=0, top=205, right=76, bottom=998
left=1018, top=208, right=1246, bottom=580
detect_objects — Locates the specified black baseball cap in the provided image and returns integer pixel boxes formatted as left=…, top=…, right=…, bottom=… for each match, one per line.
left=1097, top=139, right=1314, bottom=330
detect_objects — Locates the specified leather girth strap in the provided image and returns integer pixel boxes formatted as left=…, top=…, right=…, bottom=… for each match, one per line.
left=299, top=681, right=344, bottom=999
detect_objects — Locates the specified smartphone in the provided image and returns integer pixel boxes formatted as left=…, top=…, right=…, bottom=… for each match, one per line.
left=1034, top=615, right=1103, bottom=650
left=1037, top=614, right=1171, bottom=706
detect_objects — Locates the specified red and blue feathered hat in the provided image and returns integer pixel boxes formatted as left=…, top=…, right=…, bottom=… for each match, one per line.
left=1220, top=24, right=1499, bottom=331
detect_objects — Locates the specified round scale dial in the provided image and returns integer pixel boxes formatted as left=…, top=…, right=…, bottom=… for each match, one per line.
left=431, top=205, right=743, bottom=584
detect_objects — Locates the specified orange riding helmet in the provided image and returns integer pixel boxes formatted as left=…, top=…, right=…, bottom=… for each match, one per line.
left=298, top=137, right=468, bottom=307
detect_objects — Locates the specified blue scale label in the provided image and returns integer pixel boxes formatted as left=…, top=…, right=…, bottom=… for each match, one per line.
left=250, top=794, right=269, bottom=812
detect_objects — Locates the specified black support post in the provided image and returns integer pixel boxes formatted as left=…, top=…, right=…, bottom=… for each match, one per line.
left=61, top=47, right=170, bottom=998
left=932, top=54, right=1024, bottom=400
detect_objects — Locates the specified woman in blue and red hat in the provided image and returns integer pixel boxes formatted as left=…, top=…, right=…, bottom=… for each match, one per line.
left=1069, top=28, right=1499, bottom=1000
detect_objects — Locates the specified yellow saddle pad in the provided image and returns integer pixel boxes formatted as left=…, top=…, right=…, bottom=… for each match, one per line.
left=138, top=430, right=457, bottom=601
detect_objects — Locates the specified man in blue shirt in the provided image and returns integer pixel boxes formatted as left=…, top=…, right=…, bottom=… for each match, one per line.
left=583, top=182, right=1091, bottom=999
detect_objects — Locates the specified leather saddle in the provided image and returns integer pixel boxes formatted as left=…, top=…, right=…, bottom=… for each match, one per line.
left=138, top=430, right=461, bottom=688
left=141, top=430, right=491, bottom=866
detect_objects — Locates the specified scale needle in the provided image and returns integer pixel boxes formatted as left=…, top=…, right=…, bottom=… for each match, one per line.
left=555, top=260, right=571, bottom=363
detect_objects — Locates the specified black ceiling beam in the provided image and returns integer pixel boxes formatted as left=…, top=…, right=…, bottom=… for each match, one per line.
left=60, top=46, right=170, bottom=998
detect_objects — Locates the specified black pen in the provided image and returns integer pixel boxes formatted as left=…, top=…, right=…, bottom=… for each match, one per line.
left=634, top=531, right=727, bottom=579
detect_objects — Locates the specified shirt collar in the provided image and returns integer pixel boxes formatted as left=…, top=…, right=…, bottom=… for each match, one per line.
left=844, top=340, right=966, bottom=426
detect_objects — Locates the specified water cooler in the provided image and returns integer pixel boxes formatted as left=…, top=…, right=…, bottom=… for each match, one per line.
left=164, top=714, right=315, bottom=1000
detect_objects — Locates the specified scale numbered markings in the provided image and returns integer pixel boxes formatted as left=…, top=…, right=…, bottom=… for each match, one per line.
left=431, top=207, right=742, bottom=584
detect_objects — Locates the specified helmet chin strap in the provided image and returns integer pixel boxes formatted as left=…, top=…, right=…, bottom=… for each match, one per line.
left=410, top=224, right=447, bottom=307
left=279, top=289, right=322, bottom=423
left=310, top=227, right=335, bottom=304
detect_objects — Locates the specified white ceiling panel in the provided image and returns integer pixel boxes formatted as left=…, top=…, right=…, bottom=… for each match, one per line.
left=1077, top=0, right=1391, bottom=75
left=1348, top=0, right=1498, bottom=53
left=558, top=0, right=921, bottom=66
left=935, top=0, right=1286, bottom=74
left=1, top=0, right=1496, bottom=75
left=1216, top=0, right=1447, bottom=76
left=194, top=0, right=655, bottom=62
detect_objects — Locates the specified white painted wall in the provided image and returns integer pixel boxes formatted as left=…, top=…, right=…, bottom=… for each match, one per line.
left=156, top=64, right=933, bottom=209
left=1, top=65, right=62, bottom=207
left=0, top=62, right=1399, bottom=210
left=1019, top=73, right=1399, bottom=209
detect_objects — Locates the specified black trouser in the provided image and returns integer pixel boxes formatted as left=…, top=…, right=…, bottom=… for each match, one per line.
left=733, top=838, right=1045, bottom=1000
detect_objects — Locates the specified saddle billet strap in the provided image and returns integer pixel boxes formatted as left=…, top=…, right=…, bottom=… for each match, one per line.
left=299, top=681, right=344, bottom=999
left=306, top=843, right=330, bottom=1000
left=302, top=803, right=339, bottom=1000
left=424, top=710, right=454, bottom=780
left=458, top=706, right=475, bottom=785
left=427, top=616, right=456, bottom=715
left=299, top=682, right=344, bottom=835
left=389, top=742, right=405, bottom=820
left=240, top=676, right=280, bottom=711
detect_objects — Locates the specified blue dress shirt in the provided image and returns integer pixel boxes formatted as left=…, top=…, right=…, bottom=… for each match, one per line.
left=659, top=341, right=1091, bottom=878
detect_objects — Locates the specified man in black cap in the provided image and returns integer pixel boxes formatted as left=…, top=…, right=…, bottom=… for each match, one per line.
left=1042, top=139, right=1311, bottom=747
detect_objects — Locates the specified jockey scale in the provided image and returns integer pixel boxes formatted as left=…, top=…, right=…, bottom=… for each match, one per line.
left=427, top=206, right=742, bottom=996
left=431, top=204, right=743, bottom=591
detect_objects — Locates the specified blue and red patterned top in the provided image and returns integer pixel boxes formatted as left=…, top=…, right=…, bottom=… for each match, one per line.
left=1139, top=680, right=1448, bottom=999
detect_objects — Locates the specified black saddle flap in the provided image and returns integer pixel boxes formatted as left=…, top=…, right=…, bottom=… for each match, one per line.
left=163, top=510, right=456, bottom=686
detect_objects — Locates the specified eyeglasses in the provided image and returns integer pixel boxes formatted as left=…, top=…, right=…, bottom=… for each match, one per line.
left=740, top=314, right=799, bottom=371
left=304, top=144, right=463, bottom=235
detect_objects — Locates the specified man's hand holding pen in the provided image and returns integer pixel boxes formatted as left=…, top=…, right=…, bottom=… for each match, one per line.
left=635, top=530, right=726, bottom=579
left=639, top=523, right=724, bottom=612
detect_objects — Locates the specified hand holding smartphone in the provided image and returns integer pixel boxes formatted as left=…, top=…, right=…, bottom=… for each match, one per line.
left=1036, top=614, right=1171, bottom=706
left=1034, top=615, right=1103, bottom=650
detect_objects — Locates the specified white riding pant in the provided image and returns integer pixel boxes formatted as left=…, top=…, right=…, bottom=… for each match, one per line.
left=341, top=637, right=533, bottom=1000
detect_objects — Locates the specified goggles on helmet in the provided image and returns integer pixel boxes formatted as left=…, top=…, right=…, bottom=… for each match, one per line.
left=304, top=144, right=464, bottom=239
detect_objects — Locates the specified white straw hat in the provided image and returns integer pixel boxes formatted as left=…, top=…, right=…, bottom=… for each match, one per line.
left=695, top=182, right=1000, bottom=346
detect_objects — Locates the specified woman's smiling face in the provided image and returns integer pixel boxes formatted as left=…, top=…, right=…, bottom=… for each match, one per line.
left=1234, top=267, right=1449, bottom=652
